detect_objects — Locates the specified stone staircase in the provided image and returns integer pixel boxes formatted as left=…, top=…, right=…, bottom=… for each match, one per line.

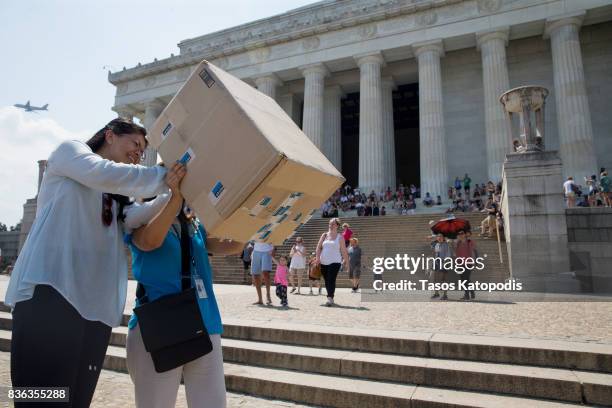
left=0, top=304, right=611, bottom=407
left=210, top=213, right=510, bottom=288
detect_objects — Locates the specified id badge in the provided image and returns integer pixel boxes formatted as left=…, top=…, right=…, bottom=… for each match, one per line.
left=195, top=278, right=208, bottom=299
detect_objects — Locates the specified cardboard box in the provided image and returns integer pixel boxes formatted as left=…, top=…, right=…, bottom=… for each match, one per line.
left=147, top=60, right=344, bottom=245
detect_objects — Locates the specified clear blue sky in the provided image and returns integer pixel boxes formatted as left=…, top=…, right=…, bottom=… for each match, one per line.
left=0, top=0, right=315, bottom=226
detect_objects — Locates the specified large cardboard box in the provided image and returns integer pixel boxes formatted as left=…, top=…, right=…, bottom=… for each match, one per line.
left=147, top=60, right=344, bottom=245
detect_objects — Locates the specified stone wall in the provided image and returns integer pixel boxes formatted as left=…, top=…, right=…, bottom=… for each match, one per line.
left=566, top=208, right=612, bottom=293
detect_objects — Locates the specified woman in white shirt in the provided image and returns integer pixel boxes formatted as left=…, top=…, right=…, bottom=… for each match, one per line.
left=5, top=118, right=180, bottom=407
left=289, top=237, right=307, bottom=294
left=315, top=218, right=350, bottom=306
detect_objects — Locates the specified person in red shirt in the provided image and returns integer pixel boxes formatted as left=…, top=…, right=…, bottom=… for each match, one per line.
left=341, top=223, right=353, bottom=247
left=455, top=230, right=477, bottom=300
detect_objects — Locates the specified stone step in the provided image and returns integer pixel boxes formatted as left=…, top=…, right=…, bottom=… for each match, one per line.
left=0, top=330, right=591, bottom=408
left=2, top=311, right=610, bottom=374
left=220, top=338, right=612, bottom=403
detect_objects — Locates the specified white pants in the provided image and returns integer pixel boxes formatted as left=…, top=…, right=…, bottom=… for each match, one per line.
left=127, top=324, right=226, bottom=408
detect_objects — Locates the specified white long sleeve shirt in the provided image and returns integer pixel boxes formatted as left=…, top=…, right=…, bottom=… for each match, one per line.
left=4, top=140, right=168, bottom=327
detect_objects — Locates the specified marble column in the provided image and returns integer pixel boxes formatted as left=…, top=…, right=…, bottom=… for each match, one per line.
left=381, top=77, right=396, bottom=189
left=324, top=86, right=343, bottom=170
left=477, top=28, right=511, bottom=182
left=413, top=40, right=448, bottom=200
left=545, top=12, right=597, bottom=179
left=355, top=53, right=386, bottom=194
left=300, top=64, right=328, bottom=150
left=254, top=74, right=282, bottom=100
left=278, top=93, right=301, bottom=125
left=143, top=99, right=165, bottom=167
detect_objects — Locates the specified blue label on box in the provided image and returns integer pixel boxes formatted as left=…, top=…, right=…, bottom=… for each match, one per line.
left=257, top=223, right=272, bottom=233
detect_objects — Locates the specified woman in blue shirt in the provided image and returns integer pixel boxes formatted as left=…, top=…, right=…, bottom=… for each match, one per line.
left=124, top=168, right=242, bottom=408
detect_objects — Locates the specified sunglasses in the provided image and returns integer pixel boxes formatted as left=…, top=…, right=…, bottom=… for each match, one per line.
left=102, top=193, right=113, bottom=226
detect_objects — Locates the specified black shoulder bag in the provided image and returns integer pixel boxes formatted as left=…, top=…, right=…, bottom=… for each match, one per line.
left=133, top=216, right=213, bottom=373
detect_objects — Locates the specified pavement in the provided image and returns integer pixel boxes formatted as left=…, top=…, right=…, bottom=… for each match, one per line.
left=0, top=276, right=611, bottom=406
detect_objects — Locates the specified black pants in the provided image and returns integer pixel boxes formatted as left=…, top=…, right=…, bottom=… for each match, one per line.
left=11, top=285, right=112, bottom=407
left=462, top=269, right=475, bottom=298
left=275, top=284, right=288, bottom=306
left=321, top=263, right=341, bottom=298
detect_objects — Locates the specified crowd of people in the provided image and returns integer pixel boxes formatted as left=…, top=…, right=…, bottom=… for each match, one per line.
left=243, top=219, right=363, bottom=308
left=320, top=174, right=505, bottom=217
left=563, top=169, right=612, bottom=208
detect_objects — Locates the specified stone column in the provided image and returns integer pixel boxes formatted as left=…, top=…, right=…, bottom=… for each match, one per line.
left=413, top=40, right=448, bottom=199
left=143, top=99, right=165, bottom=167
left=477, top=28, right=511, bottom=182
left=545, top=12, right=597, bottom=179
left=381, top=77, right=396, bottom=189
left=300, top=64, right=328, bottom=150
left=355, top=53, right=386, bottom=194
left=254, top=74, right=282, bottom=100
left=323, top=85, right=343, bottom=170
left=278, top=93, right=301, bottom=125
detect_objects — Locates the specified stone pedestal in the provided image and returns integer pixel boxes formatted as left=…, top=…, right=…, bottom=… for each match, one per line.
left=502, top=151, right=578, bottom=293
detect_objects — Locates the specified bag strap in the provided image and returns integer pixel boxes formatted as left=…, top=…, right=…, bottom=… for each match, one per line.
left=179, top=214, right=192, bottom=292
left=136, top=205, right=193, bottom=304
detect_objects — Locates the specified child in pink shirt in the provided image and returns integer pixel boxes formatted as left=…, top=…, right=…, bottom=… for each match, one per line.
left=273, top=255, right=289, bottom=307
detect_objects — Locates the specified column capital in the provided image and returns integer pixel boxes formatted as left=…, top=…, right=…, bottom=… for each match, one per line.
left=476, top=27, right=510, bottom=50
left=144, top=99, right=166, bottom=112
left=254, top=73, right=282, bottom=88
left=112, top=105, right=136, bottom=119
left=324, top=85, right=345, bottom=98
left=299, top=63, right=329, bottom=77
left=544, top=11, right=585, bottom=39
left=412, top=39, right=445, bottom=59
left=354, top=52, right=385, bottom=68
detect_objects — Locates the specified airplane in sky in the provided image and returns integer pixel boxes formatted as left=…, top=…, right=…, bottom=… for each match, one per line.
left=14, top=100, right=49, bottom=112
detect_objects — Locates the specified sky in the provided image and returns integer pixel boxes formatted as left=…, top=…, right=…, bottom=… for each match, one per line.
left=0, top=0, right=316, bottom=227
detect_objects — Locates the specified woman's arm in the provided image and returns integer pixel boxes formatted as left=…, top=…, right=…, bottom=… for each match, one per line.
left=131, top=163, right=186, bottom=252
left=48, top=140, right=168, bottom=197
left=340, top=239, right=350, bottom=272
left=315, top=233, right=326, bottom=264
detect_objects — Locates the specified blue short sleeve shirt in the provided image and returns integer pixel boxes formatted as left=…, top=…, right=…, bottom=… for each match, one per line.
left=126, top=222, right=223, bottom=335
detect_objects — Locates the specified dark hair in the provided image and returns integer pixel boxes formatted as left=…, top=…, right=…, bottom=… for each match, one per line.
left=86, top=117, right=147, bottom=153
left=88, top=117, right=144, bottom=222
